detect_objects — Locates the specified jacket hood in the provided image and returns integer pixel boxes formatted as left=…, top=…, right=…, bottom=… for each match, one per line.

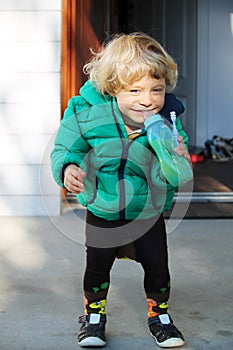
left=79, top=80, right=112, bottom=106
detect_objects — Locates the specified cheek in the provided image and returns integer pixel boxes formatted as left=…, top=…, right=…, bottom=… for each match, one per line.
left=116, top=95, right=133, bottom=114
left=156, top=94, right=165, bottom=107
left=117, top=102, right=128, bottom=115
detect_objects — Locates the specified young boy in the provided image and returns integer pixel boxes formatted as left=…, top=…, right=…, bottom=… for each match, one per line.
left=51, top=32, right=190, bottom=348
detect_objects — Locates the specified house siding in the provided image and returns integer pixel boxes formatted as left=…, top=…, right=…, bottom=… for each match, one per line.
left=0, top=0, right=62, bottom=215
left=196, top=0, right=233, bottom=146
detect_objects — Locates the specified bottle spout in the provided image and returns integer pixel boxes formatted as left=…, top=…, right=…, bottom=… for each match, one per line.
left=144, top=110, right=155, bottom=120
left=144, top=113, right=163, bottom=129
left=170, top=111, right=179, bottom=146
left=170, top=111, right=176, bottom=122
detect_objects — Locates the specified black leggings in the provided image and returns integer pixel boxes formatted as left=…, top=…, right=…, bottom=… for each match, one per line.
left=84, top=211, right=170, bottom=303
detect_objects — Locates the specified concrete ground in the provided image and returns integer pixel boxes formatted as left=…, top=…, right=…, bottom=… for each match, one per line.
left=0, top=212, right=233, bottom=350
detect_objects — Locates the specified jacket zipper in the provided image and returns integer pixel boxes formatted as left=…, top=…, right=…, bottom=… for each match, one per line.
left=118, top=142, right=130, bottom=219
left=118, top=131, right=147, bottom=219
left=114, top=122, right=128, bottom=219
left=111, top=100, right=145, bottom=220
left=110, top=100, right=127, bottom=219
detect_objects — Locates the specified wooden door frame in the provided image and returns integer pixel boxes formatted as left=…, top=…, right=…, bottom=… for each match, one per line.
left=61, top=0, right=116, bottom=116
left=61, top=0, right=116, bottom=201
left=61, top=0, right=101, bottom=115
left=61, top=0, right=78, bottom=116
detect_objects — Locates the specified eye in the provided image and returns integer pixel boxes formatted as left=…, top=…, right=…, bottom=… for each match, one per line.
left=129, top=89, right=140, bottom=94
left=152, top=87, right=165, bottom=94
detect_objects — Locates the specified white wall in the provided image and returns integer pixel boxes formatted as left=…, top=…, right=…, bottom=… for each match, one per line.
left=0, top=0, right=61, bottom=215
left=208, top=0, right=233, bottom=139
left=196, top=0, right=233, bottom=146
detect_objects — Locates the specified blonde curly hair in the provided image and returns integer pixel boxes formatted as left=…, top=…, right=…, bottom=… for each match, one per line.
left=83, top=32, right=178, bottom=95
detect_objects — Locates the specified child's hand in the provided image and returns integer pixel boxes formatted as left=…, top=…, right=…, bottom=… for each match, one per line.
left=64, top=164, right=86, bottom=194
left=174, top=136, right=191, bottom=162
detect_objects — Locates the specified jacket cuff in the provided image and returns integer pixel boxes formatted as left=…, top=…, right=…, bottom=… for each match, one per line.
left=60, top=163, right=74, bottom=183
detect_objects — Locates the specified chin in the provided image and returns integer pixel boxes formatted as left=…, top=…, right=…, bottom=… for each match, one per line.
left=129, top=115, right=144, bottom=123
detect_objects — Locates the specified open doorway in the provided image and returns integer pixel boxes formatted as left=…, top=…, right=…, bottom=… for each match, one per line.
left=61, top=0, right=233, bottom=218
left=61, top=0, right=197, bottom=140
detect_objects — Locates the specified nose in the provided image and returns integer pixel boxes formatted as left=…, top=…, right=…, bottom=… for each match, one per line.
left=139, top=92, right=153, bottom=107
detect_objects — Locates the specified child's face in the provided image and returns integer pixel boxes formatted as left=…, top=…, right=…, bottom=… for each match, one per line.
left=114, top=74, right=166, bottom=124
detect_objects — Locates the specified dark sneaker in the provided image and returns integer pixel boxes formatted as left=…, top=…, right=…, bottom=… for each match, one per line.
left=148, top=314, right=185, bottom=348
left=77, top=313, right=107, bottom=347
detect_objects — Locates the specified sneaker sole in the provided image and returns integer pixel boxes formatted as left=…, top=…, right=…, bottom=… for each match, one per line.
left=78, top=336, right=106, bottom=347
left=150, top=333, right=185, bottom=348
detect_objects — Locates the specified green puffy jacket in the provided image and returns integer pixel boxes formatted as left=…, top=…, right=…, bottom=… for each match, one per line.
left=51, top=80, right=188, bottom=220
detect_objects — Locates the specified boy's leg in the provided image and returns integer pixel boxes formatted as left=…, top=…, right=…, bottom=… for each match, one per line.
left=134, top=215, right=170, bottom=313
left=134, top=215, right=185, bottom=348
left=78, top=245, right=117, bottom=348
left=83, top=245, right=118, bottom=315
left=78, top=210, right=120, bottom=347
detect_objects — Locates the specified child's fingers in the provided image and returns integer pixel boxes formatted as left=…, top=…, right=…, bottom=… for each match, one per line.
left=177, top=135, right=184, bottom=143
left=64, top=165, right=86, bottom=193
left=174, top=143, right=191, bottom=162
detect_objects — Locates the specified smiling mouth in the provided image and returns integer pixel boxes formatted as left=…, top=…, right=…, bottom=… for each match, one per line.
left=132, top=109, right=154, bottom=113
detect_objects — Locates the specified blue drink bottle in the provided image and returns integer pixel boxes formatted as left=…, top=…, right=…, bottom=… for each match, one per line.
left=144, top=112, right=193, bottom=187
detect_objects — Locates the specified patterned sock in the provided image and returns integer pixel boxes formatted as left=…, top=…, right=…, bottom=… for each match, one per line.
left=83, top=280, right=109, bottom=315
left=147, top=298, right=169, bottom=318
left=146, top=281, right=171, bottom=318
left=84, top=297, right=107, bottom=315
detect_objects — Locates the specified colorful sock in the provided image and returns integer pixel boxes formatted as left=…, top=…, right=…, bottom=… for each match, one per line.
left=147, top=298, right=169, bottom=318
left=83, top=280, right=109, bottom=315
left=146, top=281, right=171, bottom=318
left=84, top=296, right=107, bottom=315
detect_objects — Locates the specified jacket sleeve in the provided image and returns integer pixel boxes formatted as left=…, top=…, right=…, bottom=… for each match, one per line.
left=160, top=96, right=189, bottom=211
left=176, top=117, right=188, bottom=145
left=63, top=95, right=91, bottom=121
left=50, top=100, right=91, bottom=188
left=163, top=116, right=189, bottom=211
